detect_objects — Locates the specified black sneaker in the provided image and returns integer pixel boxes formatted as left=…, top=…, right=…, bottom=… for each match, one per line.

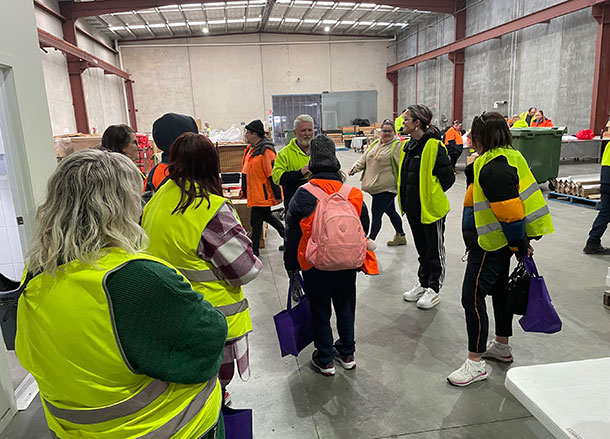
left=311, top=351, right=335, bottom=376
left=278, top=245, right=285, bottom=251
left=335, top=353, right=356, bottom=370
left=583, top=244, right=610, bottom=255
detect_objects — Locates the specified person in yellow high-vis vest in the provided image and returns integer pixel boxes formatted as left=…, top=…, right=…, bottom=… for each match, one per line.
left=448, top=112, right=553, bottom=387
left=15, top=149, right=228, bottom=439
left=141, top=133, right=262, bottom=404
left=398, top=104, right=456, bottom=310
left=584, top=141, right=610, bottom=254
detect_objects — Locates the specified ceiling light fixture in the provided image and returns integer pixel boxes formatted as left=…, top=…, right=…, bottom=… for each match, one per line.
left=202, top=27, right=210, bottom=33
left=324, top=26, right=330, bottom=32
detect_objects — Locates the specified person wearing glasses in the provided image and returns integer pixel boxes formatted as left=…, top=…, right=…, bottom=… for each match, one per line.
left=448, top=112, right=553, bottom=386
left=101, top=124, right=144, bottom=178
left=349, top=120, right=406, bottom=247
left=399, top=105, right=455, bottom=309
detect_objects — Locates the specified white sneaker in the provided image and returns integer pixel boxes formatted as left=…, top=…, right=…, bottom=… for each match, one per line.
left=403, top=284, right=426, bottom=302
left=482, top=340, right=513, bottom=363
left=416, top=288, right=441, bottom=309
left=447, top=359, right=488, bottom=387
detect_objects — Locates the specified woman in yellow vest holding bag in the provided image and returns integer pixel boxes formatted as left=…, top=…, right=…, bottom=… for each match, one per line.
left=16, top=149, right=228, bottom=438
left=142, top=133, right=262, bottom=404
left=447, top=112, right=553, bottom=387
left=398, top=104, right=456, bottom=309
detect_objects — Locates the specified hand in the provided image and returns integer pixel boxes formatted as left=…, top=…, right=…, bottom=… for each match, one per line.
left=288, top=270, right=304, bottom=302
left=348, top=168, right=355, bottom=176
left=301, top=165, right=310, bottom=176
left=527, top=244, right=534, bottom=257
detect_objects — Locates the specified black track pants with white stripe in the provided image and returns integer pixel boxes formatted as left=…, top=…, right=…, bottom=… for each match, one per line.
left=405, top=213, right=446, bottom=293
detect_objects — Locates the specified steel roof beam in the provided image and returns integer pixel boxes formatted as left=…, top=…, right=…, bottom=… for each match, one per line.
left=387, top=0, right=609, bottom=73
left=261, top=0, right=276, bottom=31
left=61, top=0, right=455, bottom=19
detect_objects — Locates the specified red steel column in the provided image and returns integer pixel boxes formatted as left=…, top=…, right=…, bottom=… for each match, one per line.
left=386, top=72, right=399, bottom=119
left=450, top=0, right=466, bottom=123
left=591, top=3, right=610, bottom=134
left=60, top=3, right=90, bottom=134
left=125, top=80, right=138, bottom=131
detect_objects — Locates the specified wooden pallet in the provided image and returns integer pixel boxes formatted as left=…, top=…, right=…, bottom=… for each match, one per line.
left=548, top=192, right=600, bottom=210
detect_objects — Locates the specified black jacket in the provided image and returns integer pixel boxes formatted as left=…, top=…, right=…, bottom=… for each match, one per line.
left=399, top=133, right=455, bottom=216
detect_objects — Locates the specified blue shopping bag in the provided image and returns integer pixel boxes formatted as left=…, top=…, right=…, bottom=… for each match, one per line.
left=222, top=406, right=253, bottom=439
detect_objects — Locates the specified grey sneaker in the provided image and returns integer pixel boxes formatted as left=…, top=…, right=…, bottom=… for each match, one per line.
left=482, top=340, right=513, bottom=363
left=447, top=359, right=488, bottom=387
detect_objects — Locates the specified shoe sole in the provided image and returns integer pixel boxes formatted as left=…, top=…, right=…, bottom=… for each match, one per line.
left=417, top=297, right=441, bottom=309
left=311, top=361, right=335, bottom=376
left=482, top=353, right=513, bottom=363
left=403, top=292, right=425, bottom=302
left=387, top=242, right=407, bottom=246
left=335, top=359, right=356, bottom=370
left=447, top=371, right=488, bottom=387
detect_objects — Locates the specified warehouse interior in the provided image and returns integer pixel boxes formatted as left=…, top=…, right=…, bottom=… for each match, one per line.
left=1, top=0, right=610, bottom=438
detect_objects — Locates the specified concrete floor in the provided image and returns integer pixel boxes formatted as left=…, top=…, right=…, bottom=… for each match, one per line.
left=2, top=152, right=610, bottom=439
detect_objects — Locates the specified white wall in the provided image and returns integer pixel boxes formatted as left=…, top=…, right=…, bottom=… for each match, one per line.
left=34, top=0, right=127, bottom=135
left=120, top=33, right=397, bottom=133
left=0, top=0, right=58, bottom=430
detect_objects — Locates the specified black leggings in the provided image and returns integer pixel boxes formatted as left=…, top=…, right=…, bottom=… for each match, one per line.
left=369, top=192, right=404, bottom=240
left=461, top=246, right=514, bottom=353
left=250, top=206, right=285, bottom=255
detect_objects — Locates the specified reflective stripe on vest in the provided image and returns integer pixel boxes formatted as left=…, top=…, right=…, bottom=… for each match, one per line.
left=473, top=147, right=554, bottom=251
left=16, top=249, right=223, bottom=439
left=142, top=180, right=252, bottom=341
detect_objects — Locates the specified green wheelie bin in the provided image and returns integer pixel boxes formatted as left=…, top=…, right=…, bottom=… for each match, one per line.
left=510, top=127, right=566, bottom=189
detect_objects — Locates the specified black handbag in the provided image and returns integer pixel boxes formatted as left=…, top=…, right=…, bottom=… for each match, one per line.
left=506, top=260, right=530, bottom=315
left=0, top=272, right=32, bottom=350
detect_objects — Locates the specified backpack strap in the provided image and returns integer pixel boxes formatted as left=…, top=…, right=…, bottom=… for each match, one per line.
left=303, top=182, right=329, bottom=201
left=337, top=183, right=353, bottom=199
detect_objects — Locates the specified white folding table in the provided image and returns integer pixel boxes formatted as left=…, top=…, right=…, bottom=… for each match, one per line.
left=505, top=358, right=610, bottom=439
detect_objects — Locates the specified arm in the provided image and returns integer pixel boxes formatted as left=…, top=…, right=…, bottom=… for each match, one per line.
left=433, top=143, right=456, bottom=191
left=480, top=156, right=528, bottom=256
left=360, top=200, right=370, bottom=236
left=350, top=146, right=370, bottom=174
left=264, top=149, right=283, bottom=200
left=198, top=202, right=262, bottom=287
left=284, top=190, right=305, bottom=271
left=106, top=260, right=228, bottom=384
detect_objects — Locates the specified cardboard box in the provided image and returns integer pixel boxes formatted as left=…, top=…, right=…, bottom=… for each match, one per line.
left=341, top=126, right=357, bottom=134
left=357, top=126, right=375, bottom=136
left=217, top=144, right=246, bottom=173
left=54, top=134, right=102, bottom=157
left=195, top=118, right=203, bottom=132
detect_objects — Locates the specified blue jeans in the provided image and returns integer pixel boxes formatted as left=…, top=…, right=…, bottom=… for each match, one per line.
left=587, top=191, right=610, bottom=247
left=370, top=192, right=404, bottom=240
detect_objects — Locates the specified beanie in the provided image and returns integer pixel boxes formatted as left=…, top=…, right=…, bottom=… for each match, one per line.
left=309, top=134, right=340, bottom=173
left=152, top=113, right=199, bottom=152
left=245, top=119, right=265, bottom=137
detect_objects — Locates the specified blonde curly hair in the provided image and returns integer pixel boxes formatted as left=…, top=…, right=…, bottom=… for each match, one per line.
left=27, top=149, right=145, bottom=275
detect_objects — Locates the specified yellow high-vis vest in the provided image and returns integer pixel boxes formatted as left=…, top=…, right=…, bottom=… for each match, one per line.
left=15, top=248, right=222, bottom=439
left=142, top=179, right=253, bottom=341
left=473, top=147, right=554, bottom=251
left=397, top=138, right=451, bottom=224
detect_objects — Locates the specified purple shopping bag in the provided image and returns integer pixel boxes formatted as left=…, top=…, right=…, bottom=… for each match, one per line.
left=273, top=273, right=314, bottom=357
left=519, top=256, right=562, bottom=334
left=222, top=406, right=253, bottom=439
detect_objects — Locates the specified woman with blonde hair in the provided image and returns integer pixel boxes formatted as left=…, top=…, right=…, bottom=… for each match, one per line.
left=16, top=149, right=228, bottom=438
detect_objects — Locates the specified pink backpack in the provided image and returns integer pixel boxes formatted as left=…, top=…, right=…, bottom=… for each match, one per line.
left=303, top=182, right=367, bottom=271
